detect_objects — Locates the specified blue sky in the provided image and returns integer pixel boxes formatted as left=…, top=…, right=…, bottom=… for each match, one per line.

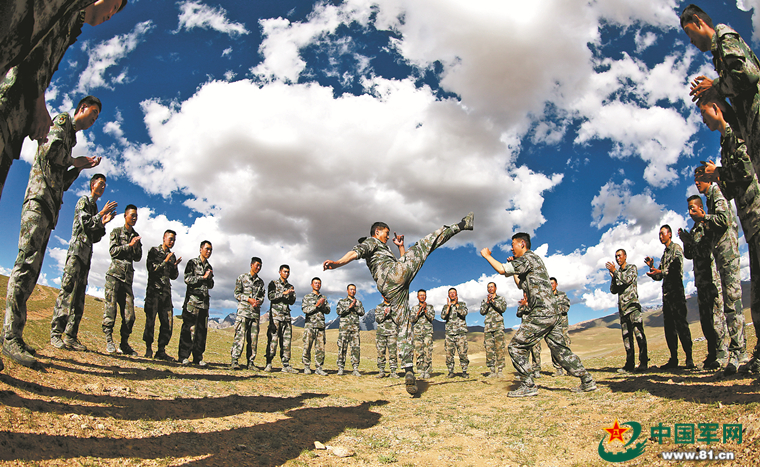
left=1, top=0, right=758, bottom=328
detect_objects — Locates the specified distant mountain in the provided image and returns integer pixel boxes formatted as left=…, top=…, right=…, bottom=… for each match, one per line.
left=208, top=313, right=236, bottom=329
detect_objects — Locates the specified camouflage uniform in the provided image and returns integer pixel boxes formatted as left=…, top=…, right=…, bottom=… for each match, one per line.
left=143, top=245, right=179, bottom=353
left=230, top=271, right=265, bottom=367
left=480, top=294, right=507, bottom=374
left=352, top=222, right=464, bottom=371
left=681, top=220, right=727, bottom=365
left=609, top=263, right=648, bottom=368
left=50, top=194, right=106, bottom=343
left=411, top=302, right=434, bottom=376
left=649, top=241, right=693, bottom=364
left=301, top=291, right=330, bottom=369
left=517, top=303, right=542, bottom=373
left=0, top=7, right=87, bottom=201
left=4, top=113, right=82, bottom=355
left=178, top=256, right=213, bottom=363
left=102, top=225, right=142, bottom=348
left=715, top=124, right=757, bottom=362
left=374, top=303, right=398, bottom=374
left=336, top=296, right=364, bottom=371
left=505, top=251, right=594, bottom=388
left=705, top=183, right=746, bottom=362
left=266, top=277, right=296, bottom=367
left=442, top=301, right=469, bottom=374
left=550, top=289, right=571, bottom=370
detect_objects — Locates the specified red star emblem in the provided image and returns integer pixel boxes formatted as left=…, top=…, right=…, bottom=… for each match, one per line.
left=604, top=419, right=629, bottom=444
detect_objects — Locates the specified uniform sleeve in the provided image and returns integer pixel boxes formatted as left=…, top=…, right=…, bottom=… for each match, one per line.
left=352, top=240, right=375, bottom=260
left=234, top=276, right=247, bottom=303
left=441, top=305, right=451, bottom=321
left=375, top=308, right=383, bottom=323
left=425, top=305, right=435, bottom=322
left=132, top=233, right=143, bottom=262
left=206, top=265, right=214, bottom=290
left=336, top=299, right=349, bottom=317
left=76, top=197, right=105, bottom=243
left=108, top=229, right=124, bottom=259
left=479, top=299, right=489, bottom=316
left=555, top=292, right=570, bottom=314
left=168, top=261, right=179, bottom=281
left=254, top=279, right=266, bottom=301
left=356, top=300, right=365, bottom=317
left=714, top=32, right=760, bottom=99
left=267, top=281, right=279, bottom=301
left=302, top=294, right=317, bottom=316
left=704, top=187, right=731, bottom=233
left=457, top=303, right=468, bottom=318
left=184, top=260, right=202, bottom=286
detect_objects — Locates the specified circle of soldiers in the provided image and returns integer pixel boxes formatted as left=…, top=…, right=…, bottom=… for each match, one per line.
left=1, top=3, right=760, bottom=398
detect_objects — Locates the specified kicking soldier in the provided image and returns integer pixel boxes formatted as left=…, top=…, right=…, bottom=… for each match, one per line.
left=144, top=230, right=181, bottom=360
left=50, top=173, right=116, bottom=352
left=480, top=282, right=507, bottom=378
left=301, top=277, right=330, bottom=376
left=442, top=288, right=469, bottom=378
left=411, top=289, right=434, bottom=379
left=265, top=265, right=297, bottom=373
left=336, top=284, right=365, bottom=376
left=323, top=212, right=474, bottom=395
left=230, top=257, right=265, bottom=370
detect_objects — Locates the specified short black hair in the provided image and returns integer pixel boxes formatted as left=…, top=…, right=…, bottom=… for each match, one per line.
left=279, top=264, right=290, bottom=271
left=680, top=4, right=713, bottom=29
left=616, top=248, right=626, bottom=256
left=200, top=240, right=212, bottom=248
left=448, top=287, right=457, bottom=293
left=512, top=232, right=532, bottom=250
left=550, top=277, right=557, bottom=283
left=89, top=173, right=105, bottom=189
left=688, top=195, right=704, bottom=206
left=124, top=204, right=137, bottom=214
left=118, top=0, right=129, bottom=14
left=370, top=221, right=390, bottom=237
left=311, top=277, right=321, bottom=283
left=347, top=283, right=356, bottom=289
left=417, top=289, right=426, bottom=294
left=76, top=95, right=102, bottom=114
left=660, top=225, right=672, bottom=235
left=251, top=256, right=262, bottom=265
left=164, top=229, right=176, bottom=237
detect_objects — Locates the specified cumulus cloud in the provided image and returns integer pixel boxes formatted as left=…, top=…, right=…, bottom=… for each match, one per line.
left=737, top=0, right=760, bottom=44
left=635, top=31, right=659, bottom=53
left=175, top=1, right=249, bottom=36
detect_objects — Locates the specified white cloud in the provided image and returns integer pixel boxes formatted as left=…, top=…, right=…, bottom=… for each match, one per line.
left=635, top=31, right=659, bottom=53
left=176, top=1, right=249, bottom=36
left=77, top=21, right=155, bottom=93
left=737, top=0, right=760, bottom=44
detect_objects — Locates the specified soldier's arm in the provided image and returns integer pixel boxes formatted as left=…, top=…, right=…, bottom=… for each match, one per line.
left=457, top=303, right=468, bottom=319
left=62, top=167, right=82, bottom=192
left=267, top=281, right=280, bottom=302
left=108, top=229, right=126, bottom=259
left=441, top=305, right=450, bottom=320
left=206, top=266, right=214, bottom=290
left=184, top=260, right=199, bottom=285
left=146, top=247, right=165, bottom=276
left=336, top=300, right=349, bottom=317
left=704, top=193, right=731, bottom=232
left=356, top=301, right=365, bottom=316
left=302, top=295, right=316, bottom=316
left=492, top=296, right=508, bottom=315
left=133, top=236, right=143, bottom=262
left=234, top=276, right=247, bottom=303
left=323, top=299, right=331, bottom=315
left=425, top=305, right=435, bottom=322
left=77, top=197, right=105, bottom=242
left=285, top=286, right=296, bottom=305
left=168, top=261, right=180, bottom=280
left=254, top=280, right=266, bottom=302
left=714, top=34, right=760, bottom=99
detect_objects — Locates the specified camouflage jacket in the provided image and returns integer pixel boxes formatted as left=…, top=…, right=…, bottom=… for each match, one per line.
left=506, top=250, right=555, bottom=317
left=267, top=278, right=295, bottom=322
left=705, top=183, right=741, bottom=268
left=610, top=264, right=641, bottom=315
left=0, top=1, right=93, bottom=77
left=352, top=237, right=397, bottom=287
left=649, top=242, right=685, bottom=297
left=22, top=112, right=80, bottom=225
left=441, top=301, right=468, bottom=335
left=682, top=221, right=719, bottom=289
left=184, top=256, right=213, bottom=310
left=716, top=124, right=760, bottom=242
left=553, top=290, right=570, bottom=316
left=106, top=226, right=142, bottom=284
left=516, top=303, right=529, bottom=318
left=234, top=272, right=265, bottom=319
left=302, top=292, right=330, bottom=329
left=411, top=303, right=435, bottom=335
left=479, top=294, right=507, bottom=332
left=374, top=303, right=397, bottom=336
left=711, top=25, right=760, bottom=146
left=66, top=194, right=105, bottom=263
left=146, top=245, right=179, bottom=296
left=336, top=297, right=365, bottom=331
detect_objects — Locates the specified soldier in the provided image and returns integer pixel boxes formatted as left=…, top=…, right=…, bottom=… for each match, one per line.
left=336, top=283, right=365, bottom=376
left=411, top=289, right=434, bottom=379
left=374, top=300, right=399, bottom=378
left=323, top=213, right=474, bottom=395
left=230, top=257, right=265, bottom=370
left=102, top=204, right=142, bottom=356
left=682, top=4, right=760, bottom=177
left=678, top=195, right=728, bottom=370
left=645, top=225, right=695, bottom=369
left=606, top=249, right=648, bottom=373
left=2, top=96, right=102, bottom=369
left=178, top=240, right=213, bottom=367
left=480, top=282, right=507, bottom=378
left=301, top=277, right=330, bottom=376
left=0, top=0, right=127, bottom=202
left=264, top=265, right=297, bottom=373
left=481, top=233, right=597, bottom=397
left=549, top=277, right=571, bottom=376
left=442, top=288, right=469, bottom=378
left=50, top=173, right=116, bottom=352
left=143, top=230, right=181, bottom=360
left=698, top=97, right=758, bottom=374
left=517, top=293, right=542, bottom=378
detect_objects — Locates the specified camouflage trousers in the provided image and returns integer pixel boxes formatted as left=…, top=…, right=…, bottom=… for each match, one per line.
left=483, top=329, right=505, bottom=372
left=4, top=200, right=53, bottom=341
left=662, top=291, right=693, bottom=361
left=376, top=330, right=398, bottom=371
left=302, top=326, right=325, bottom=367
left=178, top=304, right=208, bottom=362
left=746, top=234, right=760, bottom=356
left=715, top=252, right=746, bottom=359
left=619, top=309, right=648, bottom=367
left=143, top=290, right=173, bottom=349
left=445, top=333, right=468, bottom=372
left=530, top=341, right=541, bottom=372
left=102, top=275, right=135, bottom=342
left=266, top=319, right=292, bottom=366
left=413, top=329, right=433, bottom=374
left=509, top=313, right=590, bottom=386
left=375, top=223, right=461, bottom=370
left=50, top=255, right=90, bottom=341
left=696, top=284, right=728, bottom=363
left=0, top=65, right=30, bottom=204
left=559, top=313, right=570, bottom=345
left=231, top=316, right=259, bottom=364
left=336, top=328, right=360, bottom=370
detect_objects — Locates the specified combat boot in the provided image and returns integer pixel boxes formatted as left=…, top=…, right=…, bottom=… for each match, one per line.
left=738, top=355, right=760, bottom=374
left=337, top=366, right=344, bottom=376
left=390, top=368, right=400, bottom=378
left=105, top=334, right=116, bottom=354
left=446, top=368, right=455, bottom=378
left=496, top=370, right=503, bottom=378
left=246, top=361, right=257, bottom=371
left=315, top=366, right=327, bottom=376
left=19, top=338, right=36, bottom=356
left=63, top=338, right=87, bottom=352
left=375, top=369, right=385, bottom=378
left=458, top=212, right=474, bottom=231
left=508, top=383, right=538, bottom=398
left=659, top=358, right=678, bottom=369
left=462, top=370, right=469, bottom=378
left=684, top=358, right=696, bottom=370
left=553, top=368, right=564, bottom=377
left=263, top=363, right=273, bottom=372
left=2, top=338, right=37, bottom=368
left=352, top=368, right=361, bottom=377
left=533, top=370, right=541, bottom=379
left=231, top=360, right=241, bottom=370
left=303, top=365, right=312, bottom=375
left=281, top=365, right=298, bottom=374
left=50, top=335, right=65, bottom=349
left=571, top=375, right=598, bottom=393
left=144, top=344, right=153, bottom=358
left=118, top=341, right=138, bottom=357
left=154, top=347, right=175, bottom=361
left=405, top=370, right=418, bottom=396
left=724, top=355, right=738, bottom=376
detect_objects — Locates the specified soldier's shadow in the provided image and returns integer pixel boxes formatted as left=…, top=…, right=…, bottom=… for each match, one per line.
left=0, top=400, right=389, bottom=465
left=602, top=372, right=759, bottom=404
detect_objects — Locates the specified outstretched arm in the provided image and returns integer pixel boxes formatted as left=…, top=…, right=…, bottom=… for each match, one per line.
left=323, top=250, right=359, bottom=270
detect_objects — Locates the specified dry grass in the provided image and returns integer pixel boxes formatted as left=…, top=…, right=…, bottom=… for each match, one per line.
left=0, top=276, right=759, bottom=466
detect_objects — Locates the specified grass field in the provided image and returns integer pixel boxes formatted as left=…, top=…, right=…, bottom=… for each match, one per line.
left=0, top=276, right=758, bottom=466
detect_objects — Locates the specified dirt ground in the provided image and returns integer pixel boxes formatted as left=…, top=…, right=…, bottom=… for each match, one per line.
left=0, top=279, right=759, bottom=466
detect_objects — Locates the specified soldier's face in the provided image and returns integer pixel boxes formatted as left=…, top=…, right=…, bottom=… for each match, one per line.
left=448, top=289, right=457, bottom=301
left=682, top=20, right=712, bottom=52
left=76, top=104, right=100, bottom=131
left=375, top=227, right=390, bottom=244
left=200, top=243, right=212, bottom=260
left=688, top=199, right=703, bottom=221
left=550, top=279, right=557, bottom=292
left=85, top=0, right=123, bottom=26
left=694, top=179, right=710, bottom=194
left=163, top=233, right=176, bottom=249
left=615, top=250, right=626, bottom=266
left=511, top=238, right=527, bottom=257
left=250, top=261, right=261, bottom=275
left=700, top=103, right=722, bottom=131
left=91, top=178, right=106, bottom=198
left=659, top=228, right=671, bottom=245
left=280, top=268, right=290, bottom=280
left=347, top=285, right=356, bottom=297
left=312, top=279, right=322, bottom=292
left=124, top=209, right=137, bottom=227
left=487, top=283, right=496, bottom=295
left=418, top=291, right=426, bottom=302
